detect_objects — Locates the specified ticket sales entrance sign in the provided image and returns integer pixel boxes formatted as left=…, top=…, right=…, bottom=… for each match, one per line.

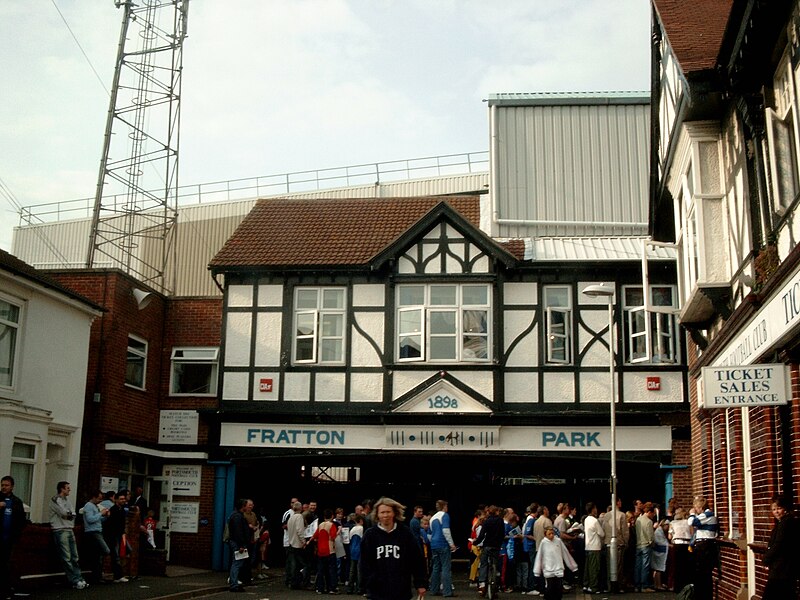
left=220, top=424, right=672, bottom=451
left=701, top=363, right=789, bottom=409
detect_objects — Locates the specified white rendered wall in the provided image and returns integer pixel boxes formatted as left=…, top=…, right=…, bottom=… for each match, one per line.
left=0, top=274, right=96, bottom=521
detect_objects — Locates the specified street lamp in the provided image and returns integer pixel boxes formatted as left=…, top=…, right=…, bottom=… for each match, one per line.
left=582, top=283, right=618, bottom=587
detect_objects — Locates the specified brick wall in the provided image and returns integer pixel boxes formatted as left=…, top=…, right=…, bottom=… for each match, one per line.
left=683, top=332, right=800, bottom=599
left=43, top=270, right=224, bottom=570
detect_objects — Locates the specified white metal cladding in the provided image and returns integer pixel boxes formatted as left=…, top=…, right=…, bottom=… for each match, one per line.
left=491, top=102, right=650, bottom=238
left=12, top=173, right=489, bottom=297
left=11, top=219, right=93, bottom=270
left=524, top=236, right=677, bottom=261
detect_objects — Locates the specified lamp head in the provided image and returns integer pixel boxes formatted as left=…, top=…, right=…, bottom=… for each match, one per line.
left=583, top=283, right=615, bottom=299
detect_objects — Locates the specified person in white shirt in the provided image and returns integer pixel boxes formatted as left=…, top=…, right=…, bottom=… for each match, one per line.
left=532, top=526, right=577, bottom=600
left=582, top=503, right=605, bottom=593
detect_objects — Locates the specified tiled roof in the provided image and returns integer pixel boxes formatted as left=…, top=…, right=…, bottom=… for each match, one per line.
left=0, top=249, right=102, bottom=310
left=209, top=196, right=483, bottom=269
left=498, top=239, right=526, bottom=260
left=654, top=0, right=733, bottom=73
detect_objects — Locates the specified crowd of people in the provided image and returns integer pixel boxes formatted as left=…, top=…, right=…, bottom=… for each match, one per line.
left=464, top=496, right=718, bottom=597
left=0, top=477, right=158, bottom=596
left=228, top=492, right=798, bottom=600
left=0, top=477, right=797, bottom=599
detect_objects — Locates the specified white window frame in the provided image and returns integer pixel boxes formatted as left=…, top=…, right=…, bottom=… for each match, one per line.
left=10, top=439, right=37, bottom=506
left=0, top=293, right=22, bottom=390
left=765, top=51, right=800, bottom=212
left=396, top=283, right=491, bottom=363
left=169, top=347, right=219, bottom=396
left=125, top=334, right=148, bottom=390
left=292, top=287, right=346, bottom=365
left=622, top=285, right=678, bottom=364
left=544, top=286, right=572, bottom=364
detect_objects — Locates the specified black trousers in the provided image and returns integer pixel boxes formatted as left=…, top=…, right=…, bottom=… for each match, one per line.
left=0, top=541, right=15, bottom=597
left=692, top=541, right=719, bottom=600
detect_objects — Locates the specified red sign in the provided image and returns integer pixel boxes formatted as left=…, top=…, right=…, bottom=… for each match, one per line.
left=259, top=378, right=273, bottom=393
left=646, top=376, right=661, bottom=391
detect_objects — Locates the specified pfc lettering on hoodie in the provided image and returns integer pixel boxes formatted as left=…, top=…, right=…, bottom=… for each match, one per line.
left=376, top=544, right=401, bottom=559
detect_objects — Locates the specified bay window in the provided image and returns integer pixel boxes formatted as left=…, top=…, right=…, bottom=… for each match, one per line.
left=622, top=285, right=678, bottom=364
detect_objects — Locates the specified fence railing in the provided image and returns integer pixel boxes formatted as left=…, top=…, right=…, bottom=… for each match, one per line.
left=18, top=151, right=489, bottom=225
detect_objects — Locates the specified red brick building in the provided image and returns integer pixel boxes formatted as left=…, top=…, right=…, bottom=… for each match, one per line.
left=651, top=1, right=800, bottom=597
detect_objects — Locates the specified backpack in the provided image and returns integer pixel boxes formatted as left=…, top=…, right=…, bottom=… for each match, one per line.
left=675, top=583, right=694, bottom=600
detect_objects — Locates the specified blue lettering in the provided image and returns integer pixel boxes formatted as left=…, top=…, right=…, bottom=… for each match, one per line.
left=247, top=429, right=258, bottom=443
left=261, top=429, right=274, bottom=443
left=276, top=430, right=290, bottom=444
left=331, top=430, right=345, bottom=445
left=571, top=432, right=585, bottom=447
left=542, top=432, right=556, bottom=446
left=586, top=432, right=600, bottom=446
left=555, top=432, right=569, bottom=446
left=317, top=430, right=330, bottom=444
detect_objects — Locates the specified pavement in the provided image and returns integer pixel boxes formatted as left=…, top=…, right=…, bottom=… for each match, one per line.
left=15, top=567, right=681, bottom=600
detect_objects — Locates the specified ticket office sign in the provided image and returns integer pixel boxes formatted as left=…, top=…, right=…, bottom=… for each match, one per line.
left=701, top=363, right=789, bottom=409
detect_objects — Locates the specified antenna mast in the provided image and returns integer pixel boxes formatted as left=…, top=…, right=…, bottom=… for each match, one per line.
left=86, top=0, right=189, bottom=294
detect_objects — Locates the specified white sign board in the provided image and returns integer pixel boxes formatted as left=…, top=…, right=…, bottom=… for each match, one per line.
left=170, top=502, right=199, bottom=533
left=220, top=423, right=672, bottom=452
left=100, top=476, right=119, bottom=493
left=163, top=465, right=202, bottom=496
left=701, top=363, right=789, bottom=409
left=158, top=410, right=199, bottom=445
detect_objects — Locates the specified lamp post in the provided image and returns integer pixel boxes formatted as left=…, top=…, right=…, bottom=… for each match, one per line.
left=582, top=283, right=618, bottom=587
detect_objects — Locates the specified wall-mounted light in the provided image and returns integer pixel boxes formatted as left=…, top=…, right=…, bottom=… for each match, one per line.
left=132, top=288, right=153, bottom=310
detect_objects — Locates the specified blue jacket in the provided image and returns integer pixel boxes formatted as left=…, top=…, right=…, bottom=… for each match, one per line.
left=429, top=511, right=453, bottom=550
left=522, top=515, right=536, bottom=552
left=82, top=501, right=104, bottom=533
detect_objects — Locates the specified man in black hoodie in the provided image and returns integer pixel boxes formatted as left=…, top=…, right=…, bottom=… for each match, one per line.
left=360, top=497, right=427, bottom=600
left=1, top=476, right=27, bottom=600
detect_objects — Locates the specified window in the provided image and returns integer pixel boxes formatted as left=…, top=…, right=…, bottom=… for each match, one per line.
left=293, top=288, right=346, bottom=364
left=118, top=454, right=149, bottom=493
left=622, top=286, right=678, bottom=364
left=765, top=52, right=800, bottom=211
left=544, top=286, right=572, bottom=364
left=170, top=347, right=219, bottom=395
left=0, top=296, right=21, bottom=388
left=125, top=335, right=148, bottom=389
left=396, top=284, right=490, bottom=362
left=10, top=441, right=36, bottom=506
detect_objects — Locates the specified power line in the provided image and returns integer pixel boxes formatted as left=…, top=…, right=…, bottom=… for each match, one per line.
left=50, top=0, right=110, bottom=97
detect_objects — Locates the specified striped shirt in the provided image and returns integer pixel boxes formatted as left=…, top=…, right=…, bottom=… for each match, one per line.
left=688, top=509, right=718, bottom=541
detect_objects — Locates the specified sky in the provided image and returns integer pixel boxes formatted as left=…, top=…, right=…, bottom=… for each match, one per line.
left=0, top=0, right=652, bottom=252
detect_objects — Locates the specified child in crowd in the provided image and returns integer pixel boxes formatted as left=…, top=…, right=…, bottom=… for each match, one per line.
left=142, top=509, right=158, bottom=548
left=532, top=526, right=578, bottom=600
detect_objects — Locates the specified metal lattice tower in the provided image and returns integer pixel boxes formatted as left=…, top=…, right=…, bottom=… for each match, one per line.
left=86, top=0, right=189, bottom=294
